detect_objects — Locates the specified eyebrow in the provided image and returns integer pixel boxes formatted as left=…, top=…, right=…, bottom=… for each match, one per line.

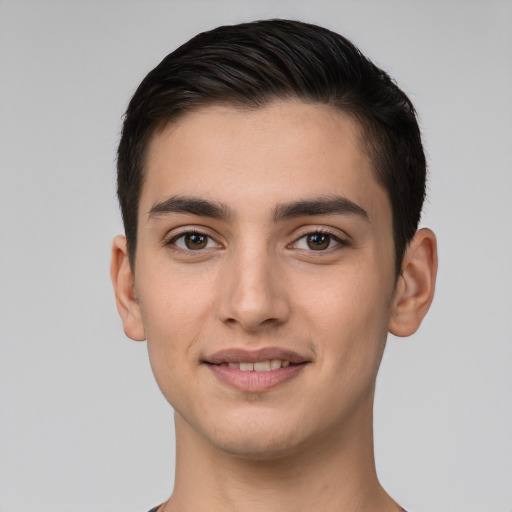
left=148, top=196, right=233, bottom=221
left=147, top=195, right=369, bottom=223
left=273, top=196, right=369, bottom=222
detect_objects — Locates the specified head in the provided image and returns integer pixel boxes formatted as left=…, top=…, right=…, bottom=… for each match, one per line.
left=111, top=19, right=437, bottom=460
left=117, top=19, right=426, bottom=276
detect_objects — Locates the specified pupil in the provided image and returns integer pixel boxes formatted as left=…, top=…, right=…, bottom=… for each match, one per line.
left=307, top=233, right=330, bottom=250
left=185, top=233, right=207, bottom=250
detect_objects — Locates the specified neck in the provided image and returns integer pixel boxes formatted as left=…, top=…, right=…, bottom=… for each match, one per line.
left=162, top=391, right=401, bottom=512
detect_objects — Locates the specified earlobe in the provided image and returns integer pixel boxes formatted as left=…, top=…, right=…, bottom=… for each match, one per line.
left=110, top=235, right=146, bottom=341
left=388, top=228, right=438, bottom=337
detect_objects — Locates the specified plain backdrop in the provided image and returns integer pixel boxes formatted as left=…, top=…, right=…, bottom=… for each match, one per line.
left=1, top=1, right=511, bottom=511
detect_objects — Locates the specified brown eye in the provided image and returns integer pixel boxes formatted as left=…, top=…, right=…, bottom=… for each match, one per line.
left=184, top=233, right=208, bottom=250
left=292, top=231, right=344, bottom=252
left=170, top=231, right=218, bottom=251
left=306, top=233, right=331, bottom=250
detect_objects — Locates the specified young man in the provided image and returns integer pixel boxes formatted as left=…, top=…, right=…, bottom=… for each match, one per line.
left=111, top=19, right=437, bottom=512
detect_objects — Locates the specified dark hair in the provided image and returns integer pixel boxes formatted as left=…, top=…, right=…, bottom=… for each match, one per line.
left=117, top=19, right=426, bottom=275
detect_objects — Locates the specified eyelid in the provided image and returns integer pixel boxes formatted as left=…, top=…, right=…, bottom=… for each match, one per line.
left=164, top=227, right=222, bottom=251
left=290, top=227, right=351, bottom=250
left=294, top=226, right=350, bottom=241
left=162, top=225, right=350, bottom=252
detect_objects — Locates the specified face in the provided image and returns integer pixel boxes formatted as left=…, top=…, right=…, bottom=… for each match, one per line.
left=128, top=101, right=399, bottom=458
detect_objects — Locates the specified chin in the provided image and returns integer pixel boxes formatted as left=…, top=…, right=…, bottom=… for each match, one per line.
left=204, top=410, right=321, bottom=461
left=212, top=432, right=304, bottom=461
left=175, top=405, right=307, bottom=461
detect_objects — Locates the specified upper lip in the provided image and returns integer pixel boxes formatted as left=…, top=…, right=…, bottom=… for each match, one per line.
left=205, top=347, right=309, bottom=365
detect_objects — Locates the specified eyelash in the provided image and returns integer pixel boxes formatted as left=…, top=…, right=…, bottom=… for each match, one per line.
left=164, top=228, right=350, bottom=254
left=165, top=228, right=220, bottom=254
left=292, top=229, right=350, bottom=251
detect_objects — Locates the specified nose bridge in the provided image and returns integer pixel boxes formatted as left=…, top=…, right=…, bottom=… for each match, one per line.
left=218, top=239, right=289, bottom=331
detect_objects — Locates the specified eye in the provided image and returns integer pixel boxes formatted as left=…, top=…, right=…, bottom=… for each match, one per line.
left=170, top=231, right=219, bottom=251
left=293, top=231, right=345, bottom=251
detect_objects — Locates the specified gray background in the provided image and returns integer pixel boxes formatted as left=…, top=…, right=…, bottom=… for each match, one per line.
left=1, top=1, right=511, bottom=511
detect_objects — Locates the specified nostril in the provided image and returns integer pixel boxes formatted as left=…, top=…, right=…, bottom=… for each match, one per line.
left=217, top=268, right=291, bottom=331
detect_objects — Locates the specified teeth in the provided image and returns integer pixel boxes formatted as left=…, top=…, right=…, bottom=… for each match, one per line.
left=270, top=359, right=282, bottom=370
left=254, top=361, right=271, bottom=371
left=228, top=360, right=291, bottom=371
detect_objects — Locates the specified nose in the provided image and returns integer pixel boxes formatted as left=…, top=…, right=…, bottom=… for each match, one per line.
left=217, top=246, right=291, bottom=333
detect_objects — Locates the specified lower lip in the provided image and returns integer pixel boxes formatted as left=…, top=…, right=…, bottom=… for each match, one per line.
left=207, top=363, right=307, bottom=392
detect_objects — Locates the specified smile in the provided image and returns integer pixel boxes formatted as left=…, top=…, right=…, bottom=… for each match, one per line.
left=221, top=360, right=291, bottom=371
left=204, top=348, right=309, bottom=392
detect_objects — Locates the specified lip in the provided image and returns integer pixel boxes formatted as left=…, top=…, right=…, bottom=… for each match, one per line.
left=204, top=347, right=310, bottom=392
left=205, top=347, right=308, bottom=365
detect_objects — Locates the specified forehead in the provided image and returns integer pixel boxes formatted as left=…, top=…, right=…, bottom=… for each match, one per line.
left=140, top=100, right=390, bottom=224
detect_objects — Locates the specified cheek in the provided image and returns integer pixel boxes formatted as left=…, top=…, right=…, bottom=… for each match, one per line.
left=142, top=295, right=203, bottom=414
left=136, top=265, right=216, bottom=396
left=300, top=261, right=392, bottom=324
left=137, top=256, right=216, bottom=336
left=298, top=264, right=392, bottom=368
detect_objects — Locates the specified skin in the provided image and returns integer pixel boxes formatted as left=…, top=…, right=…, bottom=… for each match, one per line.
left=111, top=100, right=437, bottom=512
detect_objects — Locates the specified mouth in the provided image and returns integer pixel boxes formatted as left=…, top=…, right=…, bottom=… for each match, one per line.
left=219, top=359, right=292, bottom=371
left=205, top=347, right=308, bottom=365
left=204, top=348, right=310, bottom=392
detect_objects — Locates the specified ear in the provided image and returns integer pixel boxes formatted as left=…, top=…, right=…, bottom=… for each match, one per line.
left=388, top=228, right=438, bottom=337
left=110, top=235, right=146, bottom=341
